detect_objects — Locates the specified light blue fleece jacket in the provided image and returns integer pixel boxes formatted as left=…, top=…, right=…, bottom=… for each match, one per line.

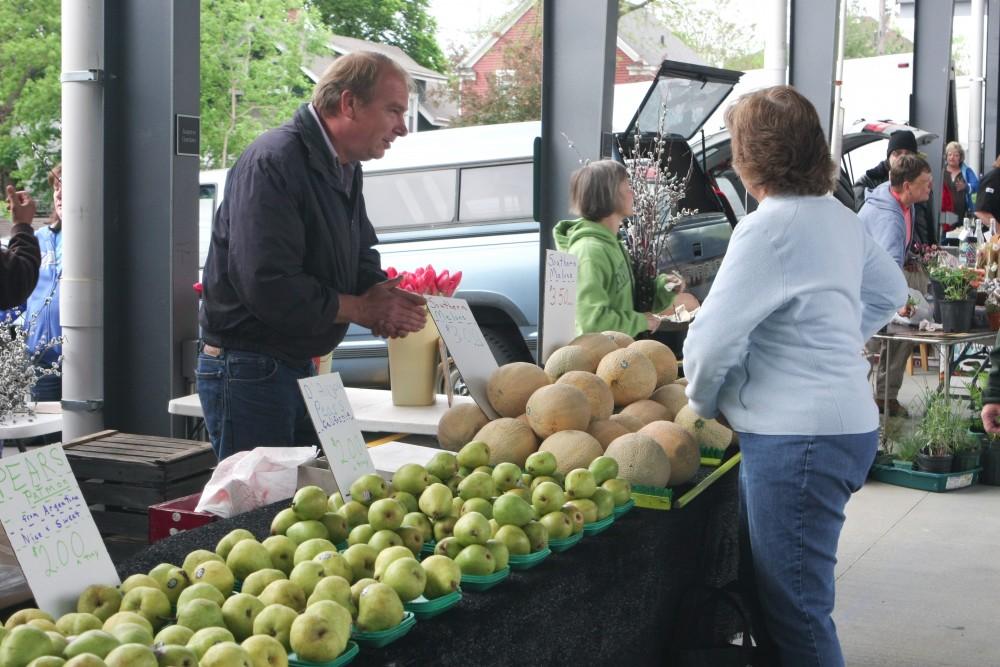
left=682, top=194, right=907, bottom=435
left=858, top=181, right=909, bottom=267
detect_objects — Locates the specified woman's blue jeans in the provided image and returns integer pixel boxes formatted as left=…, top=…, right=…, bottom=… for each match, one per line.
left=737, top=430, right=878, bottom=667
left=196, top=346, right=317, bottom=460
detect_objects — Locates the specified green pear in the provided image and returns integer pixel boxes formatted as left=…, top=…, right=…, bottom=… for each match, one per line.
left=453, top=511, right=491, bottom=546
left=389, top=491, right=419, bottom=514
left=109, top=622, right=154, bottom=646
left=367, top=498, right=405, bottom=531
left=426, top=474, right=443, bottom=485
left=474, top=465, right=493, bottom=475
left=289, top=561, right=326, bottom=598
left=153, top=624, right=194, bottom=647
left=289, top=605, right=350, bottom=663
left=335, top=501, right=368, bottom=529
left=149, top=566, right=190, bottom=607
left=520, top=473, right=533, bottom=488
left=563, top=504, right=585, bottom=534
left=505, top=487, right=531, bottom=502
left=76, top=585, right=123, bottom=622
left=251, top=605, right=297, bottom=652
left=456, top=440, right=491, bottom=468
left=489, top=518, right=500, bottom=537
left=564, top=468, right=597, bottom=499
left=215, top=529, right=256, bottom=561
left=268, top=508, right=298, bottom=536
left=257, top=580, right=305, bottom=613
left=190, top=560, right=235, bottom=596
left=355, top=583, right=405, bottom=632
left=153, top=644, right=198, bottom=666
left=292, top=538, right=337, bottom=566
left=63, top=656, right=107, bottom=667
left=432, top=516, right=457, bottom=542
left=284, top=520, right=328, bottom=545
left=494, top=524, right=531, bottom=555
left=368, top=529, right=404, bottom=552
left=348, top=524, right=376, bottom=546
left=306, top=576, right=354, bottom=616
left=454, top=544, right=495, bottom=575
left=64, top=629, right=119, bottom=660
left=120, top=574, right=161, bottom=595
left=56, top=612, right=103, bottom=636
left=591, top=487, right=616, bottom=520
left=176, top=582, right=225, bottom=611
left=531, top=481, right=565, bottom=515
left=522, top=521, right=549, bottom=552
left=491, top=462, right=522, bottom=491
left=25, top=656, right=64, bottom=667
left=175, top=598, right=224, bottom=632
left=400, top=512, right=433, bottom=542
left=185, top=628, right=235, bottom=660
left=420, top=555, right=462, bottom=599
left=45, top=631, right=67, bottom=656
left=425, top=451, right=458, bottom=481
left=539, top=510, right=574, bottom=539
left=182, top=550, right=224, bottom=580
left=121, top=587, right=172, bottom=629
left=225, top=540, right=272, bottom=581
left=433, top=536, right=462, bottom=559
left=461, top=497, right=493, bottom=519
left=105, top=643, right=157, bottom=667
left=456, top=466, right=473, bottom=477
left=445, top=474, right=463, bottom=495
left=380, top=558, right=426, bottom=602
left=260, top=536, right=296, bottom=575
left=396, top=526, right=424, bottom=556
left=530, top=475, right=558, bottom=492
left=493, top=493, right=534, bottom=527
left=588, top=455, right=619, bottom=485
left=102, top=612, right=153, bottom=639
left=565, top=498, right=598, bottom=524
left=484, top=539, right=510, bottom=571
left=373, top=545, right=414, bottom=580
left=327, top=491, right=346, bottom=512
left=319, top=512, right=349, bottom=544
left=450, top=497, right=465, bottom=518
left=457, top=471, right=495, bottom=500
left=291, top=485, right=329, bottom=521
left=240, top=635, right=287, bottom=667
left=602, top=478, right=632, bottom=506
left=221, top=594, right=264, bottom=642
left=348, top=473, right=388, bottom=506
left=391, top=463, right=430, bottom=496
left=313, top=550, right=353, bottom=581
left=340, top=544, right=376, bottom=581
left=349, top=578, right=378, bottom=610
left=417, top=483, right=453, bottom=520
left=525, top=451, right=557, bottom=477
left=26, top=619, right=56, bottom=632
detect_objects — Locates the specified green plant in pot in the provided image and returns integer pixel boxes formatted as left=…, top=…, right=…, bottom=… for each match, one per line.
left=984, top=278, right=1000, bottom=331
left=890, top=433, right=922, bottom=470
left=927, top=265, right=984, bottom=333
left=951, top=431, right=983, bottom=472
left=913, top=390, right=963, bottom=473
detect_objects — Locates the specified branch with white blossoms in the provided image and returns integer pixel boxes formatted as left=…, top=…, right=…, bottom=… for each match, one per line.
left=0, top=302, right=64, bottom=424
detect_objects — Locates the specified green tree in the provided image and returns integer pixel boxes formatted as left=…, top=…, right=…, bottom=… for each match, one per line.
left=308, top=0, right=447, bottom=73
left=0, top=0, right=61, bottom=206
left=844, top=3, right=912, bottom=59
left=200, top=0, right=323, bottom=168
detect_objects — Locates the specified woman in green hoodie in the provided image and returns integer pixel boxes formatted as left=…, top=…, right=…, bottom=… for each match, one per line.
left=554, top=159, right=698, bottom=337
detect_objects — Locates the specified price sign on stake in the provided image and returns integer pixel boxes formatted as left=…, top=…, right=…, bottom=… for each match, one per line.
left=425, top=295, right=500, bottom=419
left=0, top=444, right=120, bottom=615
left=542, top=250, right=578, bottom=363
left=299, top=373, right=377, bottom=499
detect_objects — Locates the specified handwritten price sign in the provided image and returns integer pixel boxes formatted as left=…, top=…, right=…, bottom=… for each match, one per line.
left=541, top=250, right=578, bottom=363
left=299, top=373, right=376, bottom=499
left=425, top=296, right=500, bottom=418
left=0, top=444, right=119, bottom=615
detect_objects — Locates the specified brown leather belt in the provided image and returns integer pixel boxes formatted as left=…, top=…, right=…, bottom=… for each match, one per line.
left=203, top=344, right=223, bottom=357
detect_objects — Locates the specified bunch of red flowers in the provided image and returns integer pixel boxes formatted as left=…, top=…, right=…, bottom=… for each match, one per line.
left=386, top=265, right=462, bottom=297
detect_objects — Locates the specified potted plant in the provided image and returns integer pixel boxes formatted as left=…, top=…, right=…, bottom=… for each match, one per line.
left=983, top=278, right=1000, bottom=331
left=912, top=390, right=964, bottom=473
left=890, top=433, right=922, bottom=470
left=927, top=264, right=984, bottom=332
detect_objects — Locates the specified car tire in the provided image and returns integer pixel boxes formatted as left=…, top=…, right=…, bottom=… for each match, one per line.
left=482, top=326, right=528, bottom=366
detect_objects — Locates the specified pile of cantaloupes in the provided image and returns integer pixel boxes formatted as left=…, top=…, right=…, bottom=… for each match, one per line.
left=437, top=332, right=733, bottom=489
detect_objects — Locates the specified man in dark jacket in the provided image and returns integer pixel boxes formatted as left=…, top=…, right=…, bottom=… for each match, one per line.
left=854, top=129, right=935, bottom=246
left=198, top=51, right=426, bottom=459
left=1, top=185, right=40, bottom=310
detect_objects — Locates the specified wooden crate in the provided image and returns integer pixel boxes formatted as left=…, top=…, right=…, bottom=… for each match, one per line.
left=63, top=430, right=217, bottom=540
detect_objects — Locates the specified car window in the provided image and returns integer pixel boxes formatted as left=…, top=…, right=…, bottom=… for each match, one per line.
left=364, top=169, right=457, bottom=230
left=715, top=173, right=748, bottom=219
left=635, top=77, right=735, bottom=140
left=849, top=139, right=889, bottom=183
left=459, top=163, right=533, bottom=222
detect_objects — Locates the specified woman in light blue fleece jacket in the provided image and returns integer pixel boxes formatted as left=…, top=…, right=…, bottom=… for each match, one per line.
left=683, top=87, right=907, bottom=667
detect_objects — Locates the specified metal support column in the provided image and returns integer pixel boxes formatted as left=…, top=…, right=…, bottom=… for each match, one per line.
left=986, top=0, right=1000, bottom=163
left=789, top=0, right=841, bottom=139
left=538, top=0, right=617, bottom=355
left=910, top=0, right=955, bottom=232
left=104, top=0, right=200, bottom=436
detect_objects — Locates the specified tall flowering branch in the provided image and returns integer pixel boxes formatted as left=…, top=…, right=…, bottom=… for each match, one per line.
left=0, top=297, right=65, bottom=423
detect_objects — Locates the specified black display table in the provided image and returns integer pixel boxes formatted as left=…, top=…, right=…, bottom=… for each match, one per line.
left=117, top=467, right=739, bottom=667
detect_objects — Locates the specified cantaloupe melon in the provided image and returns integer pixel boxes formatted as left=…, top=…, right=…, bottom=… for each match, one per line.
left=543, top=345, right=598, bottom=380
left=437, top=403, right=491, bottom=452
left=473, top=417, right=539, bottom=467
left=602, top=330, right=635, bottom=348
left=604, top=433, right=671, bottom=486
left=628, top=339, right=678, bottom=387
left=570, top=333, right=619, bottom=361
left=556, top=371, right=614, bottom=421
left=486, top=362, right=551, bottom=418
left=673, top=405, right=733, bottom=451
left=619, top=399, right=671, bottom=425
left=596, top=348, right=657, bottom=406
left=524, top=384, right=591, bottom=438
left=673, top=377, right=689, bottom=386
left=538, top=430, right=604, bottom=474
left=650, top=384, right=689, bottom=420
left=587, top=419, right=631, bottom=450
left=639, top=421, right=700, bottom=485
left=608, top=413, right=645, bottom=432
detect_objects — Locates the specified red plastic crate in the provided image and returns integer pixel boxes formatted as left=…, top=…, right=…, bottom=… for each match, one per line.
left=148, top=493, right=218, bottom=543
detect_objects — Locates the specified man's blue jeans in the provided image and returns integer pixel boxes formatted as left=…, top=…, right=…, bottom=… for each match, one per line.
left=196, top=346, right=318, bottom=460
left=737, top=430, right=878, bottom=667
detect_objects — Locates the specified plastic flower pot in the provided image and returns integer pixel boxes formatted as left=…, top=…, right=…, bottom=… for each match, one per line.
left=988, top=311, right=1000, bottom=331
left=939, top=299, right=974, bottom=333
left=915, top=451, right=954, bottom=473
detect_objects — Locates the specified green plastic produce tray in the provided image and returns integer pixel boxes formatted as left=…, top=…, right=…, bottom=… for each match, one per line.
left=508, top=548, right=551, bottom=570
left=613, top=498, right=636, bottom=518
left=403, top=590, right=462, bottom=619
left=289, top=641, right=359, bottom=667
left=700, top=446, right=726, bottom=467
left=351, top=612, right=416, bottom=648
left=869, top=464, right=980, bottom=492
left=420, top=540, right=436, bottom=556
left=460, top=566, right=510, bottom=592
left=632, top=484, right=673, bottom=510
left=232, top=580, right=242, bottom=593
left=548, top=531, right=584, bottom=553
left=336, top=541, right=348, bottom=552
left=582, top=514, right=615, bottom=536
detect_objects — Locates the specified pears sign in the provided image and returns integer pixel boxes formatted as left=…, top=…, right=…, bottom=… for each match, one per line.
left=0, top=443, right=119, bottom=614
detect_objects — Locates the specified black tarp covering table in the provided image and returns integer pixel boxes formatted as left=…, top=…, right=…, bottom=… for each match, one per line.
left=116, top=467, right=739, bottom=667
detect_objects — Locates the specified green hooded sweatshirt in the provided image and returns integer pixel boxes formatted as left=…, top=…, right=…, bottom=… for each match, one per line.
left=553, top=218, right=674, bottom=337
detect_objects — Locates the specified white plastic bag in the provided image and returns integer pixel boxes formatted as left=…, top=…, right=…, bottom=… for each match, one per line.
left=195, top=447, right=319, bottom=518
left=891, top=287, right=933, bottom=326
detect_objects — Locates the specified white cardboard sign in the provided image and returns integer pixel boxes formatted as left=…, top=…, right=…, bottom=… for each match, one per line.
left=425, top=295, right=500, bottom=419
left=298, top=373, right=377, bottom=499
left=542, top=250, right=578, bottom=363
left=0, top=444, right=120, bottom=615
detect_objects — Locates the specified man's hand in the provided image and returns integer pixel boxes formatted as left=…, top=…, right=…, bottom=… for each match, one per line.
left=898, top=304, right=914, bottom=318
left=981, top=404, right=1000, bottom=434
left=5, top=185, right=36, bottom=224
left=660, top=293, right=700, bottom=317
left=340, top=276, right=426, bottom=338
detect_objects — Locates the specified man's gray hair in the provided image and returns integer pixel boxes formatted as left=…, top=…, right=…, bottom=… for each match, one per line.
left=569, top=160, right=628, bottom=222
left=312, top=51, right=413, bottom=116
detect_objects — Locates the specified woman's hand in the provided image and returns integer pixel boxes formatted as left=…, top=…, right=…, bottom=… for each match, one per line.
left=660, top=293, right=701, bottom=317
left=644, top=312, right=661, bottom=332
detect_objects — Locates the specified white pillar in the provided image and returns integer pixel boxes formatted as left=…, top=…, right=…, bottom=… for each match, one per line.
left=830, top=0, right=849, bottom=166
left=60, top=0, right=105, bottom=440
left=763, top=0, right=788, bottom=86
left=968, top=0, right=986, bottom=174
